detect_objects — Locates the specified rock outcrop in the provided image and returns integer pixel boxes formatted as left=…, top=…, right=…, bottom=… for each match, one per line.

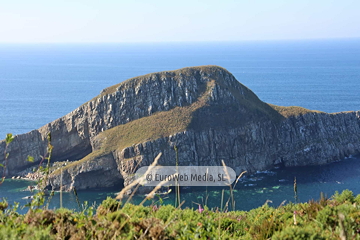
left=0, top=66, right=359, bottom=191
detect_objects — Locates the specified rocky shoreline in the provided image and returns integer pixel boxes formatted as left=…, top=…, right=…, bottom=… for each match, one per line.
left=11, top=160, right=72, bottom=182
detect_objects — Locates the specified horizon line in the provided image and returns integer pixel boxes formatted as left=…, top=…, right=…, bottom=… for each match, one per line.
left=0, top=37, right=359, bottom=45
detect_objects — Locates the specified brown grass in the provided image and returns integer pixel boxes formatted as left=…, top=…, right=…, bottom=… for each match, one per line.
left=269, top=104, right=324, bottom=118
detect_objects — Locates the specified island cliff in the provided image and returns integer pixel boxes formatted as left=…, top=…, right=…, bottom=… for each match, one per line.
left=0, top=66, right=359, bottom=191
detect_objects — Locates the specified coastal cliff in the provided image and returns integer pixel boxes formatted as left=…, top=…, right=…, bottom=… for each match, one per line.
left=0, top=66, right=359, bottom=191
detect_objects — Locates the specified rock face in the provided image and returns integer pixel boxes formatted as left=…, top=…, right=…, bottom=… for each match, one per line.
left=0, top=66, right=359, bottom=191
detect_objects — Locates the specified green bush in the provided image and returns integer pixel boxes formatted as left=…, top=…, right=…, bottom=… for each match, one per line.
left=0, top=200, right=8, bottom=212
left=153, top=204, right=176, bottom=222
left=316, top=205, right=337, bottom=229
left=96, top=196, right=122, bottom=215
left=272, top=225, right=326, bottom=240
left=332, top=190, right=355, bottom=204
left=354, top=194, right=360, bottom=204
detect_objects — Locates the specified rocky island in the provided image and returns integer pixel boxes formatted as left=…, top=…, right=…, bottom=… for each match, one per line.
left=1, top=66, right=359, bottom=192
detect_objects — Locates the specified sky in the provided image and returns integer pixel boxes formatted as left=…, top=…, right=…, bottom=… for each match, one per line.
left=0, top=0, right=359, bottom=43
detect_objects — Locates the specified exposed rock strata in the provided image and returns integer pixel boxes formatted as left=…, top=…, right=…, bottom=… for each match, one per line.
left=0, top=66, right=359, bottom=191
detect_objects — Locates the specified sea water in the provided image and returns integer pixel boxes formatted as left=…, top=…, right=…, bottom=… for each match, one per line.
left=0, top=39, right=360, bottom=211
left=2, top=156, right=360, bottom=213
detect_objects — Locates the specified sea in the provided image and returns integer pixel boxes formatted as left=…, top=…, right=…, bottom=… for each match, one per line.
left=0, top=39, right=360, bottom=212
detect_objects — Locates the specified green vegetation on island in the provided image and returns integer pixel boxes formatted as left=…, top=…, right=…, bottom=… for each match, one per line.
left=54, top=66, right=326, bottom=175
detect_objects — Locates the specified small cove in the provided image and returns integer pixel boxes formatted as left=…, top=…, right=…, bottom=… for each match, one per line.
left=2, top=155, right=359, bottom=213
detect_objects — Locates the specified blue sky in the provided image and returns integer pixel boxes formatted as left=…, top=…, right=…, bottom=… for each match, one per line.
left=1, top=0, right=359, bottom=43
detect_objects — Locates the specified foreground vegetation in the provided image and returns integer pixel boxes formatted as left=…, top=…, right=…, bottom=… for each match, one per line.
left=1, top=190, right=360, bottom=239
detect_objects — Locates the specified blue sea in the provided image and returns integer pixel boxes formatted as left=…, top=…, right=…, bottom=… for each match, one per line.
left=0, top=39, right=360, bottom=212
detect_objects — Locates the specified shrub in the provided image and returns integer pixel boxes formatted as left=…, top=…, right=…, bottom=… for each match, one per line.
left=272, top=225, right=326, bottom=240
left=354, top=194, right=360, bottom=205
left=332, top=190, right=355, bottom=204
left=96, top=197, right=122, bottom=215
left=153, top=204, right=176, bottom=222
left=0, top=200, right=8, bottom=212
left=316, top=205, right=337, bottom=229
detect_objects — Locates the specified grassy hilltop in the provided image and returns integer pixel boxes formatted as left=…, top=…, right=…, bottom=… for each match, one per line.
left=56, top=66, right=323, bottom=174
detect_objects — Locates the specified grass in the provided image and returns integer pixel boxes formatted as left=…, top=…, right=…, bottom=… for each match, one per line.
left=1, top=190, right=360, bottom=239
left=269, top=104, right=325, bottom=118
